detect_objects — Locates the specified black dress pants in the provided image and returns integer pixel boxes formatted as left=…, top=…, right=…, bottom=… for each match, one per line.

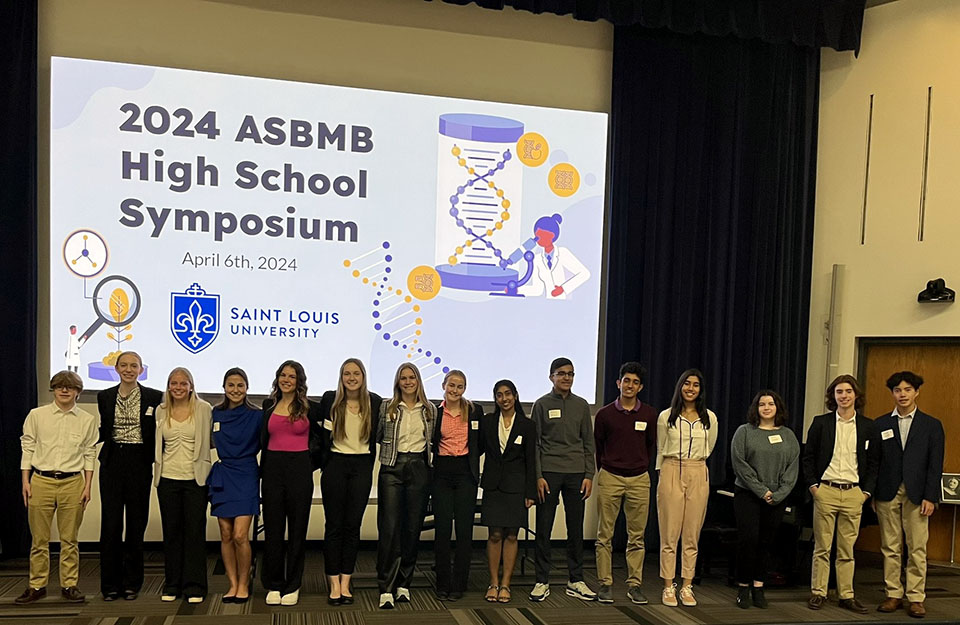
left=377, top=453, right=429, bottom=594
left=433, top=455, right=477, bottom=593
left=99, top=444, right=153, bottom=595
left=260, top=450, right=314, bottom=594
left=733, top=486, right=786, bottom=584
left=535, top=471, right=585, bottom=583
left=321, top=452, right=374, bottom=576
left=157, top=478, right=209, bottom=597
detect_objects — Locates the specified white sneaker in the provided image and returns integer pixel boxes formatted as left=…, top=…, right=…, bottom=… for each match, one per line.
left=395, top=587, right=410, bottom=603
left=379, top=592, right=395, bottom=609
left=161, top=594, right=177, bottom=602
left=529, top=582, right=550, bottom=602
left=662, top=584, right=678, bottom=607
left=280, top=589, right=300, bottom=606
left=679, top=584, right=697, bottom=606
left=565, top=581, right=597, bottom=601
left=186, top=596, right=203, bottom=604
left=265, top=590, right=281, bottom=605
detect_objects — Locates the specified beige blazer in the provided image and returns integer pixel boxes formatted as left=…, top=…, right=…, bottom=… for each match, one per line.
left=153, top=398, right=213, bottom=487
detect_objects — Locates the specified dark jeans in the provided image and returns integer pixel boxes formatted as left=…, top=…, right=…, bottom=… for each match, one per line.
left=535, top=471, right=585, bottom=583
left=157, top=478, right=208, bottom=597
left=261, top=450, right=313, bottom=594
left=734, top=486, right=786, bottom=584
left=377, top=453, right=429, bottom=593
left=99, top=444, right=153, bottom=595
left=433, top=455, right=478, bottom=593
left=321, top=453, right=374, bottom=576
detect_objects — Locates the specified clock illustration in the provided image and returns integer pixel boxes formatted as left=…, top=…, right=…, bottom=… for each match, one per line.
left=63, top=229, right=109, bottom=278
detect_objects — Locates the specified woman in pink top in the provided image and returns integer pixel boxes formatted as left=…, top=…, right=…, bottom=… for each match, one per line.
left=258, top=360, right=321, bottom=607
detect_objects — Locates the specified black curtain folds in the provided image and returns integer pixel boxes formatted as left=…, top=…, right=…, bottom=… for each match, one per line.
left=604, top=25, right=818, bottom=480
left=0, top=0, right=38, bottom=557
left=435, top=0, right=866, bottom=52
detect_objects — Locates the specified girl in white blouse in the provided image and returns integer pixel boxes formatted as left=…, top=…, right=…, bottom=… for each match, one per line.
left=655, top=369, right=718, bottom=608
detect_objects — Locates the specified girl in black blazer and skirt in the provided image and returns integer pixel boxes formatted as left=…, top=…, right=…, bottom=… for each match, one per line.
left=479, top=379, right=537, bottom=603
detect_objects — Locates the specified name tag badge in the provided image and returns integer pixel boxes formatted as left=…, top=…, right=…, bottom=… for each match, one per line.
left=881, top=428, right=895, bottom=440
left=768, top=434, right=782, bottom=444
left=548, top=409, right=562, bottom=419
left=323, top=419, right=334, bottom=431
left=865, top=440, right=870, bottom=450
left=213, top=422, right=221, bottom=432
left=471, top=420, right=479, bottom=430
left=635, top=421, right=647, bottom=431
left=515, top=435, right=523, bottom=444
left=146, top=407, right=154, bottom=416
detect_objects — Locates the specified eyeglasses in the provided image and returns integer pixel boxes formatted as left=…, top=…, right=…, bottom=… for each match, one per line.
left=552, top=371, right=575, bottom=378
left=52, top=385, right=79, bottom=392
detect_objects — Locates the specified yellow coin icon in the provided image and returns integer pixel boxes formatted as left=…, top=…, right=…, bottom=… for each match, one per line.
left=548, top=162, right=580, bottom=197
left=407, top=265, right=442, bottom=301
left=516, top=132, right=548, bottom=167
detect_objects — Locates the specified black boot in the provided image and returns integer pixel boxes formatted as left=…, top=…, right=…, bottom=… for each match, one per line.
left=752, top=586, right=768, bottom=609
left=736, top=586, right=751, bottom=609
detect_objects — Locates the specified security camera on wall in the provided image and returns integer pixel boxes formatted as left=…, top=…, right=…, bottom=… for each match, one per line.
left=917, top=278, right=955, bottom=303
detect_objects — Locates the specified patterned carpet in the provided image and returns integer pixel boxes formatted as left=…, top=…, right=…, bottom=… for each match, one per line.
left=1, top=546, right=959, bottom=624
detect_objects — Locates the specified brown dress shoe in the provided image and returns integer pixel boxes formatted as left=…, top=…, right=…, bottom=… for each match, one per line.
left=838, top=598, right=869, bottom=614
left=908, top=602, right=926, bottom=618
left=14, top=587, right=46, bottom=604
left=807, top=594, right=826, bottom=610
left=878, top=597, right=903, bottom=612
left=61, top=586, right=86, bottom=603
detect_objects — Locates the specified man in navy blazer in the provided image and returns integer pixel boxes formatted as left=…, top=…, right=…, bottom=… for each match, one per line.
left=874, top=371, right=944, bottom=619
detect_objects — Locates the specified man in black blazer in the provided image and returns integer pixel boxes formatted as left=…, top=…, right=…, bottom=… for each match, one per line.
left=96, top=352, right=163, bottom=601
left=802, top=374, right=879, bottom=614
left=874, top=371, right=944, bottom=619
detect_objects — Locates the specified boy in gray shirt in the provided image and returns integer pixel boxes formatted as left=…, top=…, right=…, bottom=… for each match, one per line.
left=528, top=357, right=597, bottom=602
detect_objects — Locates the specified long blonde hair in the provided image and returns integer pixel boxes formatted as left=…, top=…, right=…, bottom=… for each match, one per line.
left=161, top=366, right=197, bottom=425
left=331, top=358, right=372, bottom=443
left=442, top=369, right=472, bottom=418
left=386, top=363, right=430, bottom=420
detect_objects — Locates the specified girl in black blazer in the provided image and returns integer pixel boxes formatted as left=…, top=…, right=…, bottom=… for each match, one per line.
left=317, top=358, right=383, bottom=605
left=431, top=370, right=484, bottom=600
left=478, top=379, right=537, bottom=603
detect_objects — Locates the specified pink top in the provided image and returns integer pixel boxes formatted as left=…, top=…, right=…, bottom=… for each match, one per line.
left=439, top=402, right=469, bottom=457
left=266, top=413, right=310, bottom=452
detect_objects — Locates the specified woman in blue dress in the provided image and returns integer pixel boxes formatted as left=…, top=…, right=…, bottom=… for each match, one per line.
left=208, top=367, right=261, bottom=603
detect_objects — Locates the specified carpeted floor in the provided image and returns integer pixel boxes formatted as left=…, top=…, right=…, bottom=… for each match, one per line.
left=1, top=546, right=958, bottom=624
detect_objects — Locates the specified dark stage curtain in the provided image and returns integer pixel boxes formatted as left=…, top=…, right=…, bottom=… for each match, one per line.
left=434, top=0, right=866, bottom=52
left=0, top=0, right=38, bottom=557
left=604, top=26, right=818, bottom=482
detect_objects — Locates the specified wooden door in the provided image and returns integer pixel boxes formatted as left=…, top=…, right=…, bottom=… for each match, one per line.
left=855, top=340, right=960, bottom=561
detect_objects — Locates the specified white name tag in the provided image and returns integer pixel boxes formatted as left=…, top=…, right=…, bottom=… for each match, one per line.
left=515, top=435, right=523, bottom=444
left=146, top=407, right=154, bottom=416
left=768, top=434, right=782, bottom=444
left=635, top=421, right=647, bottom=431
left=323, top=419, right=334, bottom=431
left=213, top=422, right=221, bottom=432
left=548, top=409, right=561, bottom=419
left=865, top=440, right=870, bottom=450
left=881, top=428, right=895, bottom=440
left=471, top=420, right=479, bottom=430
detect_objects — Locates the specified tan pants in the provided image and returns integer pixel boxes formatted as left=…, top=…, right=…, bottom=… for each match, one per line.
left=876, top=484, right=929, bottom=602
left=811, top=484, right=863, bottom=599
left=595, top=469, right=650, bottom=586
left=28, top=474, right=85, bottom=588
left=657, top=458, right=708, bottom=580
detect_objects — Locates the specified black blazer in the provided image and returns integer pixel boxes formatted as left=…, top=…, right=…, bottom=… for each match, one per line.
left=96, top=383, right=163, bottom=464
left=478, top=412, right=537, bottom=500
left=259, top=397, right=324, bottom=471
left=432, top=400, right=483, bottom=484
left=316, top=390, right=383, bottom=469
left=802, top=411, right=880, bottom=495
left=874, top=409, right=945, bottom=504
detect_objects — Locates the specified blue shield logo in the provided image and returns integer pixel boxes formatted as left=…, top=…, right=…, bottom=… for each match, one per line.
left=171, top=283, right=219, bottom=353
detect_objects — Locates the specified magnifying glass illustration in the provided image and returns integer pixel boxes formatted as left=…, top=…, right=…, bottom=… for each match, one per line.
left=79, top=275, right=142, bottom=342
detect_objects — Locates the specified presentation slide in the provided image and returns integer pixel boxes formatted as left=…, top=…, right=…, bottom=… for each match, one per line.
left=50, top=57, right=608, bottom=399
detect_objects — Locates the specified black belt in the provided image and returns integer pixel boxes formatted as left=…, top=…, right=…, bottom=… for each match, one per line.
left=32, top=468, right=80, bottom=479
left=822, top=480, right=858, bottom=490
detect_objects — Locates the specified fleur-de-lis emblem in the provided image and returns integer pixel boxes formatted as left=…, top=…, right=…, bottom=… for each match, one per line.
left=170, top=283, right=220, bottom=354
left=175, top=300, right=216, bottom=347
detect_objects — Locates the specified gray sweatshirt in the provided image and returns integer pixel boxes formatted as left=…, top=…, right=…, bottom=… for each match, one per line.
left=531, top=391, right=595, bottom=479
left=731, top=423, right=800, bottom=504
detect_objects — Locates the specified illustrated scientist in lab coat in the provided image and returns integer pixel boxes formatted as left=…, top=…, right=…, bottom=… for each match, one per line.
left=65, top=325, right=85, bottom=372
left=520, top=213, right=590, bottom=300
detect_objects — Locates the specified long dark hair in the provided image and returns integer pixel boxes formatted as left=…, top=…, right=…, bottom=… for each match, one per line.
left=491, top=379, right=526, bottom=418
left=667, top=368, right=710, bottom=429
left=269, top=360, right=309, bottom=421
left=746, top=390, right=788, bottom=427
left=215, top=366, right=257, bottom=410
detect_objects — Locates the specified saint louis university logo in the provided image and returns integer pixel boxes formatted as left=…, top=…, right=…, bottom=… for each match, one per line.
left=171, top=283, right=220, bottom=353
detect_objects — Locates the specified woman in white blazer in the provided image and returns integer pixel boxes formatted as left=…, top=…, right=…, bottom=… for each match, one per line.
left=154, top=367, right=212, bottom=603
left=520, top=213, right=590, bottom=299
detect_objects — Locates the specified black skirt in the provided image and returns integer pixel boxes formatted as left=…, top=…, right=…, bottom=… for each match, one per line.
left=481, top=488, right=528, bottom=528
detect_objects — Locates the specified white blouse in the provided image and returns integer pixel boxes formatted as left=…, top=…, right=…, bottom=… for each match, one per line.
left=655, top=408, right=719, bottom=469
left=498, top=414, right=515, bottom=453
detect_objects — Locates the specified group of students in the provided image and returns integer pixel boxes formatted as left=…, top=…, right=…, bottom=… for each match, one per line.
left=17, top=353, right=945, bottom=619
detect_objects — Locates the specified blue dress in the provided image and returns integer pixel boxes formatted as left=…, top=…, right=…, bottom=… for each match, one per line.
left=209, top=405, right=261, bottom=518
